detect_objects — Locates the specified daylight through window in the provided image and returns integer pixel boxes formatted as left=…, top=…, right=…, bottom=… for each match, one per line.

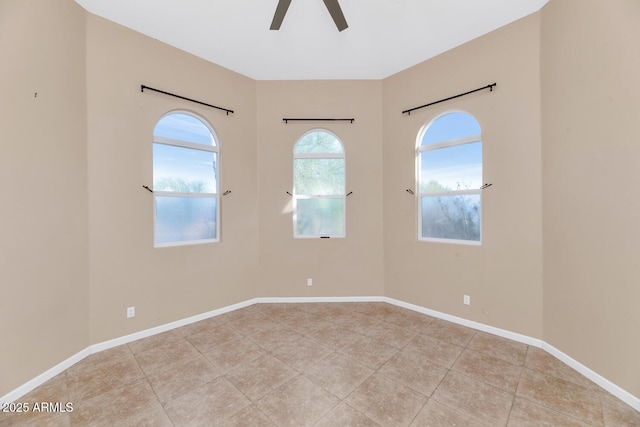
left=293, top=130, right=345, bottom=238
left=152, top=112, right=219, bottom=246
left=418, top=111, right=482, bottom=243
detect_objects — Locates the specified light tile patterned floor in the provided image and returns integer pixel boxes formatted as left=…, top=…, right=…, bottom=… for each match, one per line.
left=2, top=302, right=639, bottom=426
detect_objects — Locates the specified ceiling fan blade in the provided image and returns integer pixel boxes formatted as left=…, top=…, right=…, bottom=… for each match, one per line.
left=270, top=0, right=292, bottom=30
left=322, top=0, right=348, bottom=31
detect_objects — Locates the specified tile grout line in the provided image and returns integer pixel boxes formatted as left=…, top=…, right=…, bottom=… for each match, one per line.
left=425, top=328, right=482, bottom=426
left=504, top=344, right=530, bottom=426
left=127, top=342, right=176, bottom=427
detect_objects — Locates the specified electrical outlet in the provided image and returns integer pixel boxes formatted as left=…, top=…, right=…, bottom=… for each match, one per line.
left=307, top=278, right=313, bottom=286
left=463, top=295, right=470, bottom=305
left=127, top=306, right=135, bottom=318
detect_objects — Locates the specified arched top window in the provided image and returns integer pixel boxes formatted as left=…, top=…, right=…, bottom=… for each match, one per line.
left=154, top=112, right=217, bottom=146
left=421, top=111, right=481, bottom=145
left=293, top=130, right=346, bottom=238
left=152, top=111, right=219, bottom=247
left=418, top=111, right=482, bottom=244
left=294, top=130, right=343, bottom=154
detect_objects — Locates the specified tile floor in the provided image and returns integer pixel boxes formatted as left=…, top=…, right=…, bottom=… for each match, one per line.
left=1, top=302, right=639, bottom=426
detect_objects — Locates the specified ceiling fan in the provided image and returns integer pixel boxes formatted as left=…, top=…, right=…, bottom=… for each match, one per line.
left=270, top=0, right=349, bottom=32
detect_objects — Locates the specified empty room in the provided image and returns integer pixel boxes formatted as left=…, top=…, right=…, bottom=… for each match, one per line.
left=1, top=0, right=639, bottom=425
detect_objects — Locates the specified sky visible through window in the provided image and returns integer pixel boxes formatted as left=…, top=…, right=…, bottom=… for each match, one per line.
left=420, top=112, right=482, bottom=192
left=154, top=113, right=214, bottom=145
left=419, top=111, right=482, bottom=242
left=153, top=113, right=217, bottom=193
left=152, top=112, right=218, bottom=245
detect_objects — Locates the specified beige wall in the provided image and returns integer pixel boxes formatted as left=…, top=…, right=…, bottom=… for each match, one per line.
left=541, top=0, right=640, bottom=397
left=256, top=80, right=385, bottom=297
left=382, top=14, right=544, bottom=338
left=85, top=15, right=259, bottom=343
left=0, top=0, right=89, bottom=396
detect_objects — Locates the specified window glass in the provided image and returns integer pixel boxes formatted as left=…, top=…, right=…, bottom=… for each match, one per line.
left=421, top=112, right=480, bottom=144
left=153, top=145, right=217, bottom=193
left=421, top=194, right=480, bottom=241
left=295, top=198, right=345, bottom=237
left=293, top=130, right=346, bottom=238
left=155, top=196, right=217, bottom=244
left=154, top=113, right=215, bottom=145
left=419, top=142, right=482, bottom=192
left=294, top=131, right=343, bottom=154
left=293, top=158, right=345, bottom=195
left=418, top=111, right=482, bottom=243
left=152, top=112, right=219, bottom=246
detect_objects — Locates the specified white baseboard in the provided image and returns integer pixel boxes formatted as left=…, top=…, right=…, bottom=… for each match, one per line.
left=257, top=296, right=385, bottom=304
left=383, top=297, right=639, bottom=412
left=90, top=298, right=258, bottom=353
left=0, top=347, right=91, bottom=405
left=2, top=296, right=639, bottom=412
left=383, top=297, right=544, bottom=347
left=542, top=341, right=640, bottom=411
left=0, top=298, right=257, bottom=405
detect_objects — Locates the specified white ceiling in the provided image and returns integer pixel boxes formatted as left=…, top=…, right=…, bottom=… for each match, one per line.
left=74, top=0, right=549, bottom=80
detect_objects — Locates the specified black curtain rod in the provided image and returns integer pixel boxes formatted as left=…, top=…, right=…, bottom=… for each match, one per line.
left=402, top=83, right=497, bottom=115
left=283, top=118, right=354, bottom=124
left=141, top=85, right=234, bottom=115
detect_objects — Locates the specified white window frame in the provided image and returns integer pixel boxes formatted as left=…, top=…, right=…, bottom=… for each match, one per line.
left=293, top=129, right=346, bottom=239
left=153, top=111, right=220, bottom=247
left=417, top=111, right=482, bottom=245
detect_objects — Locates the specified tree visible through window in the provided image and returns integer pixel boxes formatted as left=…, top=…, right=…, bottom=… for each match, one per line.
left=418, top=111, right=482, bottom=243
left=293, top=130, right=345, bottom=238
left=153, top=112, right=219, bottom=246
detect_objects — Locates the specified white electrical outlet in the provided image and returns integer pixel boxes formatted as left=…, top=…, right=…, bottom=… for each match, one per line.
left=307, top=278, right=313, bottom=286
left=463, top=295, right=470, bottom=305
left=127, top=306, right=135, bottom=318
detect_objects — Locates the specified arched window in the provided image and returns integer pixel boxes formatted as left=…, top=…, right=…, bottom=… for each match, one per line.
left=418, top=111, right=482, bottom=243
left=152, top=112, right=219, bottom=246
left=293, top=130, right=345, bottom=238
